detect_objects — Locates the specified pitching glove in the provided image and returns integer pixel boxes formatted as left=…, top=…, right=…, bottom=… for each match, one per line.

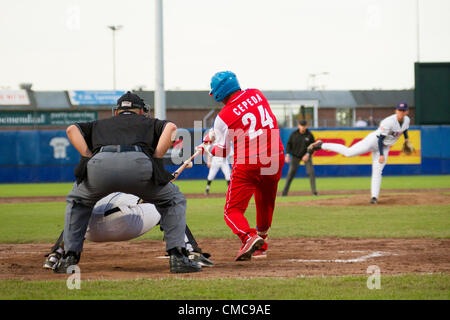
left=402, top=140, right=414, bottom=155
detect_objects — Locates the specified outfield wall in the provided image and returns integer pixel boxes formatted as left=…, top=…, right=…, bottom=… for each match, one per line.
left=0, top=126, right=449, bottom=183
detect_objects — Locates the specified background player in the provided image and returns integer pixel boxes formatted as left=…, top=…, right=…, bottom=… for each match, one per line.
left=43, top=192, right=213, bottom=269
left=197, top=71, right=285, bottom=261
left=307, top=102, right=411, bottom=204
left=204, top=147, right=231, bottom=195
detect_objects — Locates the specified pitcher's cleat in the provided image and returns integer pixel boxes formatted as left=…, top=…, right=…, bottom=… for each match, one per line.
left=307, top=140, right=323, bottom=153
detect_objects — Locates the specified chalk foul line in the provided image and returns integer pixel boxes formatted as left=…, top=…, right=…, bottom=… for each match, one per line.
left=288, top=251, right=397, bottom=264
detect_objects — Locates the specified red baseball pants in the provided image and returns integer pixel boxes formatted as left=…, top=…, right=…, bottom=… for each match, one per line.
left=224, top=155, right=284, bottom=247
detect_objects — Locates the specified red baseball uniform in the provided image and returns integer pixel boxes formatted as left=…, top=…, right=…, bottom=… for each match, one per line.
left=211, top=89, right=285, bottom=247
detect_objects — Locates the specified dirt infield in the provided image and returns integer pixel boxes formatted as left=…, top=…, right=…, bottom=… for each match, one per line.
left=1, top=189, right=449, bottom=281
left=0, top=238, right=449, bottom=281
left=1, top=188, right=450, bottom=204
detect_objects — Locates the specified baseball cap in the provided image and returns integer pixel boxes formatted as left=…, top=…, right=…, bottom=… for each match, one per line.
left=298, top=120, right=307, bottom=126
left=396, top=102, right=408, bottom=111
left=117, top=91, right=145, bottom=109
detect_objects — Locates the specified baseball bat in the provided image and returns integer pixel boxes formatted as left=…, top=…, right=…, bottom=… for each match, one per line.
left=171, top=149, right=202, bottom=181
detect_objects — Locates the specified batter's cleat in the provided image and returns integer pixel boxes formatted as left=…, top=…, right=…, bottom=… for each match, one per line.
left=205, top=187, right=210, bottom=196
left=235, top=235, right=264, bottom=261
left=370, top=197, right=378, bottom=204
left=307, top=140, right=323, bottom=153
left=252, top=249, right=267, bottom=259
left=189, top=251, right=214, bottom=267
left=169, top=248, right=202, bottom=273
left=43, top=249, right=63, bottom=269
left=53, top=252, right=80, bottom=274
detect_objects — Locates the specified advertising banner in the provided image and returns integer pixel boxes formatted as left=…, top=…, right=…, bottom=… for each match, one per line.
left=310, top=130, right=421, bottom=165
left=68, top=90, right=125, bottom=105
left=0, top=90, right=30, bottom=105
left=0, top=111, right=97, bottom=126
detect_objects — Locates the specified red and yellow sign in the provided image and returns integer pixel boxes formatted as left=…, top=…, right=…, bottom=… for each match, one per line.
left=310, top=130, right=421, bottom=165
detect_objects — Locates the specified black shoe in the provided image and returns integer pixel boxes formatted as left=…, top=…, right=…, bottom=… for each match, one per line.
left=53, top=252, right=80, bottom=274
left=313, top=192, right=318, bottom=196
left=189, top=251, right=214, bottom=267
left=307, top=140, right=323, bottom=153
left=370, top=197, right=378, bottom=204
left=169, top=248, right=202, bottom=273
left=43, top=248, right=64, bottom=269
left=205, top=187, right=210, bottom=196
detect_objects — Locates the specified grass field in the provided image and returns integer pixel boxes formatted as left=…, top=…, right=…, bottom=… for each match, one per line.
left=0, top=175, right=449, bottom=300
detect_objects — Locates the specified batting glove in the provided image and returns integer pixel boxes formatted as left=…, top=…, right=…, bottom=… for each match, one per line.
left=203, top=129, right=216, bottom=145
left=195, top=143, right=212, bottom=156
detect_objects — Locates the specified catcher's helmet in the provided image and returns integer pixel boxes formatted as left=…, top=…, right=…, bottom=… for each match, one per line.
left=115, top=91, right=149, bottom=113
left=209, top=71, right=241, bottom=102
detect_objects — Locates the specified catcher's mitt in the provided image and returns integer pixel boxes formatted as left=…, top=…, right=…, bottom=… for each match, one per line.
left=402, top=140, right=414, bottom=155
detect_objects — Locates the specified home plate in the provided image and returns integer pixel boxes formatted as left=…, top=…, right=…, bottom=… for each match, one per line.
left=288, top=251, right=396, bottom=263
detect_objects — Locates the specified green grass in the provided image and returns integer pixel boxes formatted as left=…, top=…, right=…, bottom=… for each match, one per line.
left=0, top=175, right=449, bottom=197
left=0, top=195, right=449, bottom=243
left=0, top=176, right=448, bottom=300
left=1, top=274, right=449, bottom=300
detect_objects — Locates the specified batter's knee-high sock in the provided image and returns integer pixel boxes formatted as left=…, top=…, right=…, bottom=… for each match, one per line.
left=205, top=180, right=212, bottom=193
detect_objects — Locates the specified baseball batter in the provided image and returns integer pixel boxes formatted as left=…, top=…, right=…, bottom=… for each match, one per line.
left=307, top=102, right=411, bottom=204
left=43, top=192, right=213, bottom=269
left=205, top=152, right=231, bottom=195
left=197, top=71, right=284, bottom=261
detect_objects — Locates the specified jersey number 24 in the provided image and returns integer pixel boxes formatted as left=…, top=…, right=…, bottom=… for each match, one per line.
left=241, top=105, right=274, bottom=140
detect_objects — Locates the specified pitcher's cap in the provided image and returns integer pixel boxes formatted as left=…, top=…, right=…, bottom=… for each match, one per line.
left=396, top=102, right=408, bottom=111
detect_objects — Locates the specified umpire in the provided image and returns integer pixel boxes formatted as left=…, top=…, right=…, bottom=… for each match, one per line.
left=282, top=120, right=318, bottom=196
left=54, top=91, right=201, bottom=274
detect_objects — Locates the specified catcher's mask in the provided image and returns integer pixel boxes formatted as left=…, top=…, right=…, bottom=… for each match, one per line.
left=112, top=91, right=150, bottom=116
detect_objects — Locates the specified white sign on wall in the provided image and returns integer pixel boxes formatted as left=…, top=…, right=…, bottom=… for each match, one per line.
left=50, top=137, right=70, bottom=159
left=0, top=90, right=30, bottom=105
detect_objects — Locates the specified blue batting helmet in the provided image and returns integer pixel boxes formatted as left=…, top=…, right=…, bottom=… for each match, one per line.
left=209, top=71, right=241, bottom=102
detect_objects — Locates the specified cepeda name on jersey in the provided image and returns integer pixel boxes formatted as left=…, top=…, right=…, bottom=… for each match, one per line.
left=232, top=94, right=263, bottom=116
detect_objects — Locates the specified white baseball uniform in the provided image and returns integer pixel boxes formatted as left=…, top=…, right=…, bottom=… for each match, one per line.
left=85, top=192, right=161, bottom=242
left=321, top=114, right=410, bottom=199
left=84, top=192, right=196, bottom=251
left=207, top=155, right=231, bottom=181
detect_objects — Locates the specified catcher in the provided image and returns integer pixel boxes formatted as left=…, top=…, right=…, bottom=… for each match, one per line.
left=308, top=102, right=413, bottom=204
left=43, top=192, right=214, bottom=269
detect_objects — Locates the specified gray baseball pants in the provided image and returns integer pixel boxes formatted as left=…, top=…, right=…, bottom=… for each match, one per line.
left=282, top=156, right=317, bottom=195
left=63, top=151, right=186, bottom=253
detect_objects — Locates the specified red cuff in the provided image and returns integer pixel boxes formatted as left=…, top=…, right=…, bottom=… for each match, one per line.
left=211, top=145, right=227, bottom=157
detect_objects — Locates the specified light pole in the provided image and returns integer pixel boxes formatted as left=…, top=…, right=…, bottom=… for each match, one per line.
left=107, top=25, right=123, bottom=90
left=155, top=0, right=166, bottom=119
left=416, top=0, right=421, bottom=62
